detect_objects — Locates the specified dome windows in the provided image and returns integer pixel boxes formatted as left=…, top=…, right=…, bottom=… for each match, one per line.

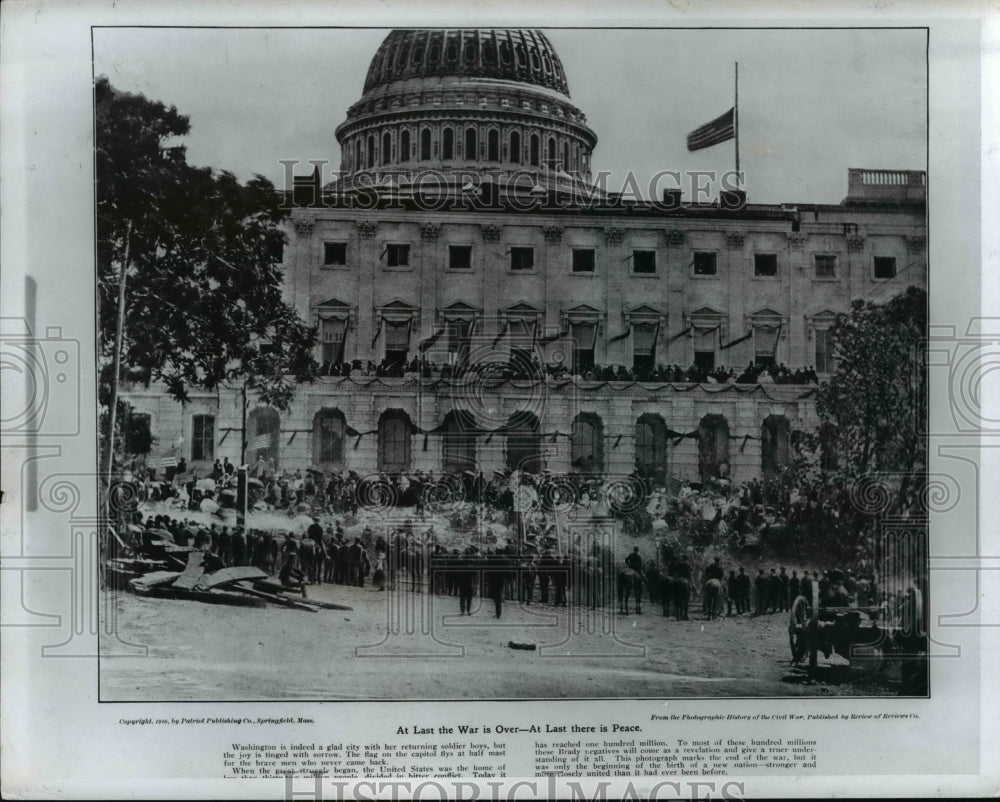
left=428, top=32, right=442, bottom=64
left=362, top=30, right=572, bottom=97
left=341, top=32, right=595, bottom=179
left=483, top=39, right=497, bottom=65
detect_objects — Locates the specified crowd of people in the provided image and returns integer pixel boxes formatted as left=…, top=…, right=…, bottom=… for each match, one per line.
left=316, top=355, right=821, bottom=386
left=123, top=509, right=882, bottom=623
left=141, top=459, right=876, bottom=577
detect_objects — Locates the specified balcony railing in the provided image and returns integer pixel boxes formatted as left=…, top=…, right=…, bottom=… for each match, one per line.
left=845, top=168, right=926, bottom=204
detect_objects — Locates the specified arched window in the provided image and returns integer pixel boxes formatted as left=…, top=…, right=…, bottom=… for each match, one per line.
left=191, top=414, right=214, bottom=462
left=313, top=408, right=346, bottom=468
left=529, top=133, right=540, bottom=166
left=562, top=141, right=570, bottom=171
left=442, top=127, right=454, bottom=160
left=487, top=129, right=500, bottom=162
left=366, top=134, right=375, bottom=168
left=382, top=131, right=392, bottom=164
left=509, top=130, right=521, bottom=164
left=354, top=139, right=361, bottom=171
left=464, top=38, right=478, bottom=64
left=547, top=136, right=556, bottom=166
left=464, top=127, right=478, bottom=160
left=761, top=415, right=791, bottom=479
left=420, top=128, right=431, bottom=161
left=441, top=410, right=477, bottom=472
left=698, top=414, right=729, bottom=482
left=571, top=413, right=604, bottom=474
left=378, top=409, right=412, bottom=472
left=400, top=129, right=410, bottom=162
left=635, top=413, right=666, bottom=476
left=506, top=410, right=541, bottom=472
left=248, top=408, right=280, bottom=468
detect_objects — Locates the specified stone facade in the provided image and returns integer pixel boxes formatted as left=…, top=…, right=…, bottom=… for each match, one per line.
left=121, top=29, right=926, bottom=485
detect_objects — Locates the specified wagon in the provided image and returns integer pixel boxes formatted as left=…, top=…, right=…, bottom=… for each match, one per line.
left=788, top=580, right=926, bottom=676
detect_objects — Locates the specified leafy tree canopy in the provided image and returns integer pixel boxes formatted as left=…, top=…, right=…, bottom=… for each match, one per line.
left=96, top=76, right=317, bottom=411
left=816, top=285, right=927, bottom=481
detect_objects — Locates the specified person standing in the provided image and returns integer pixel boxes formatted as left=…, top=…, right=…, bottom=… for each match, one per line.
left=457, top=551, right=476, bottom=616
left=485, top=552, right=505, bottom=618
left=553, top=555, right=569, bottom=607
left=727, top=570, right=739, bottom=617
left=754, top=569, right=768, bottom=615
left=789, top=570, right=801, bottom=603
left=736, top=567, right=751, bottom=615
left=778, top=567, right=790, bottom=612
left=767, top=568, right=781, bottom=613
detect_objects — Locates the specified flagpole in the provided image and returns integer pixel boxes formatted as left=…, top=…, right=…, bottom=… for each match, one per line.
left=734, top=61, right=741, bottom=187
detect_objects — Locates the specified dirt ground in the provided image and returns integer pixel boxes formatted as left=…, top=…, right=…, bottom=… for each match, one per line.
left=99, top=579, right=901, bottom=701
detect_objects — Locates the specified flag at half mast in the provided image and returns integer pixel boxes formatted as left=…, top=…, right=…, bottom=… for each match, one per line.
left=686, top=107, right=735, bottom=152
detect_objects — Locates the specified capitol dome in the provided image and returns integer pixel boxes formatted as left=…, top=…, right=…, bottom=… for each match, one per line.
left=362, top=29, right=572, bottom=97
left=334, top=29, right=598, bottom=192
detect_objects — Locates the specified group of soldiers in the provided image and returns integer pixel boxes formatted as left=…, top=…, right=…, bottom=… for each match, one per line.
left=133, top=513, right=871, bottom=621
left=135, top=515, right=374, bottom=590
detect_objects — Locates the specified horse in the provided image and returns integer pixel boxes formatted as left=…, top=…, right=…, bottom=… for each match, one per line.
left=672, top=576, right=690, bottom=620
left=703, top=578, right=725, bottom=621
left=617, top=568, right=644, bottom=615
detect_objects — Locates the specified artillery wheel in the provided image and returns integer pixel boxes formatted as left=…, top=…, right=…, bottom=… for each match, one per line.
left=789, top=595, right=812, bottom=663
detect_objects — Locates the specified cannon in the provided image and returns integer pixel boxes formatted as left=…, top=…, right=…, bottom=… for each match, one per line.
left=788, top=576, right=926, bottom=677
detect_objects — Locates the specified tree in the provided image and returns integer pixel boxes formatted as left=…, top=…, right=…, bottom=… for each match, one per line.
left=816, top=286, right=927, bottom=494
left=96, top=77, right=317, bottom=512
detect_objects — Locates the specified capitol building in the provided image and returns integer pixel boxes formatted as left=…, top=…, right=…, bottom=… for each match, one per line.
left=123, top=28, right=927, bottom=485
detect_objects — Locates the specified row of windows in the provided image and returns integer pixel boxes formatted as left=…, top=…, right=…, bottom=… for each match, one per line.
left=347, top=126, right=586, bottom=172
left=319, top=315, right=835, bottom=374
left=181, top=409, right=811, bottom=481
left=323, top=240, right=900, bottom=279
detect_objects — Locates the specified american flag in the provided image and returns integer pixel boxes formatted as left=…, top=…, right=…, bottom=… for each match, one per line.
left=686, top=107, right=735, bottom=151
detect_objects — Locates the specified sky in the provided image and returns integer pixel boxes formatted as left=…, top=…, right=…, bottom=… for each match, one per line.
left=93, top=27, right=926, bottom=204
